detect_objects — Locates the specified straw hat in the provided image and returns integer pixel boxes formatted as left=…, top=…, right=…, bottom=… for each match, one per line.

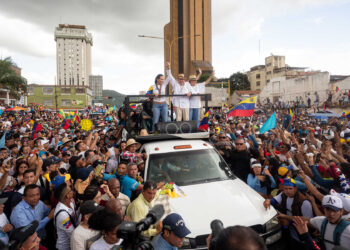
left=189, top=75, right=197, bottom=81
left=178, top=74, right=185, bottom=80
left=125, top=138, right=141, bottom=150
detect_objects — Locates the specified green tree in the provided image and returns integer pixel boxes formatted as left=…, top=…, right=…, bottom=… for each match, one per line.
left=228, top=72, right=250, bottom=95
left=0, top=57, right=27, bottom=99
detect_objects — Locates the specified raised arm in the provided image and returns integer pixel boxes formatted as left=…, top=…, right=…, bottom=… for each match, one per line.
left=165, top=62, right=176, bottom=88
left=196, top=68, right=202, bottom=80
left=204, top=71, right=215, bottom=85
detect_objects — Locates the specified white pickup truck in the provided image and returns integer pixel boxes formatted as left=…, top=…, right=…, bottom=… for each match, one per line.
left=138, top=133, right=282, bottom=249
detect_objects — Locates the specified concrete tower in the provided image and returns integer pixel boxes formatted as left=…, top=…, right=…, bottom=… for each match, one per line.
left=55, top=24, right=93, bottom=87
left=164, top=0, right=213, bottom=78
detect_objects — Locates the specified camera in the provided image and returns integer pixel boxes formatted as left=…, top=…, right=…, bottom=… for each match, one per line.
left=113, top=204, right=165, bottom=250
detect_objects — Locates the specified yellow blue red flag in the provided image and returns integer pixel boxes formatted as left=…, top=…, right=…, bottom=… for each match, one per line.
left=227, top=96, right=256, bottom=118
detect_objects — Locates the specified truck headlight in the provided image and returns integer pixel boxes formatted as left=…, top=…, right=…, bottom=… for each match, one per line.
left=265, top=216, right=280, bottom=232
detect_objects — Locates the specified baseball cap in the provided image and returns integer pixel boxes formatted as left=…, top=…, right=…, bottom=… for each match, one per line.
left=51, top=174, right=71, bottom=190
left=9, top=220, right=39, bottom=248
left=162, top=213, right=191, bottom=238
left=322, top=195, right=343, bottom=211
left=278, top=165, right=293, bottom=177
left=281, top=177, right=296, bottom=187
left=330, top=190, right=350, bottom=212
left=80, top=200, right=103, bottom=215
left=50, top=156, right=62, bottom=164
left=76, top=166, right=94, bottom=181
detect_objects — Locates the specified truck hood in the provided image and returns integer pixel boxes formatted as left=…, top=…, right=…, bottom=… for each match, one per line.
left=167, top=179, right=277, bottom=238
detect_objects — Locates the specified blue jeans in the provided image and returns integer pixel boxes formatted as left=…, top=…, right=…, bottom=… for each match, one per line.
left=189, top=108, right=200, bottom=127
left=152, top=103, right=168, bottom=131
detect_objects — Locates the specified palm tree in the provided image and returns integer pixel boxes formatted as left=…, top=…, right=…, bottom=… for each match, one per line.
left=0, top=57, right=27, bottom=99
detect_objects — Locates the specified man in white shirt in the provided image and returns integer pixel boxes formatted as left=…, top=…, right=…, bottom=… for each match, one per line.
left=188, top=70, right=215, bottom=127
left=309, top=195, right=350, bottom=250
left=166, top=62, right=191, bottom=121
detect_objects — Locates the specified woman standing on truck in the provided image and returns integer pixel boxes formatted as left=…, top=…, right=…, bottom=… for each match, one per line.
left=152, top=71, right=170, bottom=132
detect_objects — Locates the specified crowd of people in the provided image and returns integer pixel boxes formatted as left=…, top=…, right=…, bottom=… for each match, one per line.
left=0, top=72, right=349, bottom=250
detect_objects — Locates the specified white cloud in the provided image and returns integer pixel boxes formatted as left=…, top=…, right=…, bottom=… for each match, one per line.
left=312, top=17, right=324, bottom=24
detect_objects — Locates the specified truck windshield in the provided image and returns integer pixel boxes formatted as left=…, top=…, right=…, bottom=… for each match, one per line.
left=146, top=149, right=234, bottom=186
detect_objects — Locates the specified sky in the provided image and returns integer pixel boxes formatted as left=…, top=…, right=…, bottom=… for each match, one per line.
left=0, top=0, right=349, bottom=94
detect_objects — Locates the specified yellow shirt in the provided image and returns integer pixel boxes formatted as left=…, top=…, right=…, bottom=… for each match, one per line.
left=126, top=191, right=160, bottom=238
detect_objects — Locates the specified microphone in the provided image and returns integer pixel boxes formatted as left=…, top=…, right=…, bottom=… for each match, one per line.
left=136, top=204, right=164, bottom=232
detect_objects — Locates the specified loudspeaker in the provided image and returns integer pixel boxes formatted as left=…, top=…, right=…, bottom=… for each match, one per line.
left=156, top=121, right=198, bottom=134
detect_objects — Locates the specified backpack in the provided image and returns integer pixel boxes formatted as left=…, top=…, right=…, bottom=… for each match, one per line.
left=320, top=218, right=350, bottom=246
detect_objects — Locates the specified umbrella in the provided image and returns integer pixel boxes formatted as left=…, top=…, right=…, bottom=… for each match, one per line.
left=5, top=106, right=29, bottom=112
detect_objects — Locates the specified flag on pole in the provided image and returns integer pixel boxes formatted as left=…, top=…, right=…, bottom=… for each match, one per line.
left=260, top=112, right=277, bottom=134
left=146, top=86, right=154, bottom=95
left=61, top=119, right=70, bottom=130
left=289, top=109, right=295, bottom=121
left=73, top=110, right=80, bottom=123
left=58, top=109, right=65, bottom=119
left=198, top=111, right=210, bottom=130
left=226, top=96, right=256, bottom=119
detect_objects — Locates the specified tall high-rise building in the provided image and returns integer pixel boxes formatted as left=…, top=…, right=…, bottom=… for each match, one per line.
left=55, top=24, right=93, bottom=87
left=164, top=0, right=213, bottom=78
left=89, top=75, right=103, bottom=101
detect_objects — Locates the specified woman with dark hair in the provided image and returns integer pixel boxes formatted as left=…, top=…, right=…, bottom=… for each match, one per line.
left=13, top=159, right=29, bottom=188
left=152, top=73, right=169, bottom=132
left=88, top=209, right=123, bottom=249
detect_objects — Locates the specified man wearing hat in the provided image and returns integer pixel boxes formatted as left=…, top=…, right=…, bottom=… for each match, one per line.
left=165, top=62, right=191, bottom=122
left=264, top=177, right=313, bottom=220
left=8, top=220, right=41, bottom=250
left=152, top=213, right=191, bottom=250
left=309, top=195, right=350, bottom=249
left=188, top=69, right=215, bottom=127
left=70, top=200, right=102, bottom=250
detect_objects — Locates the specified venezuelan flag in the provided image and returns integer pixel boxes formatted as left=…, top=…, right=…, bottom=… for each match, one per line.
left=227, top=96, right=256, bottom=118
left=73, top=110, right=80, bottom=123
left=61, top=216, right=72, bottom=229
left=198, top=111, right=209, bottom=130
left=146, top=85, right=153, bottom=95
left=32, top=122, right=42, bottom=139
left=341, top=110, right=350, bottom=119
left=130, top=103, right=136, bottom=109
left=58, top=109, right=65, bottom=119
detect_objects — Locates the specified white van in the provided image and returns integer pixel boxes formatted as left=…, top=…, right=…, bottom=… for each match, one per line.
left=138, top=133, right=282, bottom=249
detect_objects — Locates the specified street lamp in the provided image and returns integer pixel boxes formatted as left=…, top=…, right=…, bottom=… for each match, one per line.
left=138, top=34, right=201, bottom=103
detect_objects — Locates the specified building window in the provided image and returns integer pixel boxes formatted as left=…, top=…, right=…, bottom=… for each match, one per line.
left=266, top=71, right=271, bottom=75
left=61, top=99, right=71, bottom=106
left=76, top=88, right=85, bottom=94
left=256, top=74, right=260, bottom=79
left=43, top=87, right=53, bottom=95
left=256, top=81, right=260, bottom=86
left=43, top=99, right=53, bottom=106
left=266, top=63, right=272, bottom=67
left=27, top=87, right=34, bottom=95
left=61, top=88, right=71, bottom=94
left=267, top=80, right=270, bottom=83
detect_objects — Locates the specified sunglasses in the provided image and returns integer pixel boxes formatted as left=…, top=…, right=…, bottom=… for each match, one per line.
left=236, top=143, right=244, bottom=145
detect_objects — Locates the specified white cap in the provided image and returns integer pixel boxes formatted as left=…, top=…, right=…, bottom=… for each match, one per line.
left=330, top=190, right=350, bottom=212
left=322, top=195, right=343, bottom=211
left=40, top=139, right=49, bottom=146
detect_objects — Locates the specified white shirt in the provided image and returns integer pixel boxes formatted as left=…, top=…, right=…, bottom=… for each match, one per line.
left=153, top=75, right=170, bottom=103
left=70, top=225, right=100, bottom=250
left=188, top=82, right=206, bottom=108
left=55, top=201, right=77, bottom=250
left=89, top=236, right=123, bottom=250
left=273, top=192, right=313, bottom=218
left=310, top=216, right=350, bottom=250
left=0, top=213, right=9, bottom=245
left=167, top=69, right=190, bottom=109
